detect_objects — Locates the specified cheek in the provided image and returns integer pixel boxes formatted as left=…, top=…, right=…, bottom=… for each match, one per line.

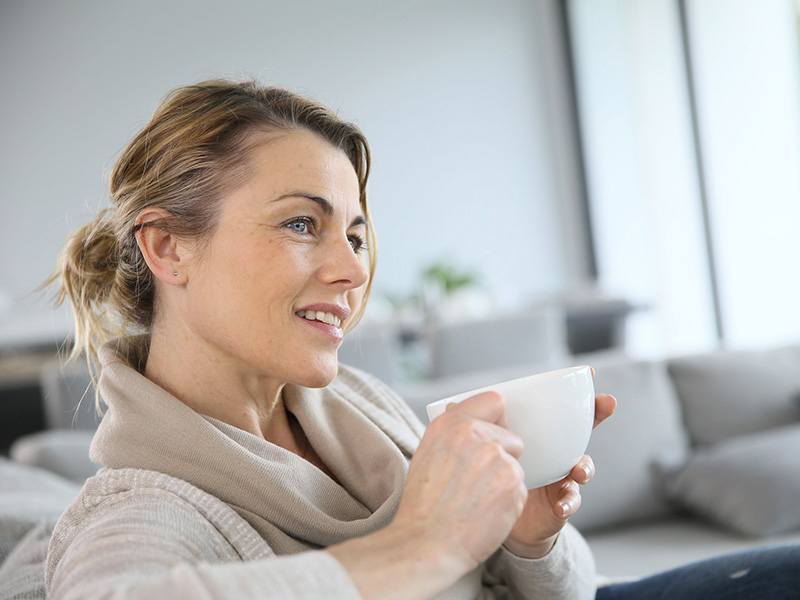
left=348, top=284, right=368, bottom=316
left=239, top=237, right=312, bottom=283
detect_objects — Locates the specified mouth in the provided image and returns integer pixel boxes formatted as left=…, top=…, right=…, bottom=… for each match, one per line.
left=295, top=304, right=351, bottom=342
left=296, top=309, right=343, bottom=328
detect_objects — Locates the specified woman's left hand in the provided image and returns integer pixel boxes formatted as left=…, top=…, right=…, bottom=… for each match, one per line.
left=503, top=389, right=617, bottom=558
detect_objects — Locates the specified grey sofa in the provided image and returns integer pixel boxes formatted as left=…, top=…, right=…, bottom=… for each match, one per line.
left=2, top=342, right=800, bottom=594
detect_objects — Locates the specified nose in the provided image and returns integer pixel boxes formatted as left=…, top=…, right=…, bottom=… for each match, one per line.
left=319, top=235, right=370, bottom=289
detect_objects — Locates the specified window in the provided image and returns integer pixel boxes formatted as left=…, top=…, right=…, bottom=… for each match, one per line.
left=568, top=0, right=800, bottom=355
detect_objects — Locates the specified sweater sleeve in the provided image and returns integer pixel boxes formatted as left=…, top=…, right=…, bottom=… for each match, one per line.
left=47, top=491, right=362, bottom=600
left=483, top=524, right=597, bottom=600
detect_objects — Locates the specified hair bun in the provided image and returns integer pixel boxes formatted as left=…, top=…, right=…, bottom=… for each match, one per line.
left=46, top=208, right=121, bottom=361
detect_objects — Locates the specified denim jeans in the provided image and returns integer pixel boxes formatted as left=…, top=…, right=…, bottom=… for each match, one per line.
left=595, top=544, right=800, bottom=600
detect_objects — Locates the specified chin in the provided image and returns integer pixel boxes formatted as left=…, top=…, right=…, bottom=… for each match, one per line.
left=293, top=358, right=339, bottom=389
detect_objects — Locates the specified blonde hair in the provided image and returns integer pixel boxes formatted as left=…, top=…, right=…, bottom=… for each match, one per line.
left=47, top=78, right=376, bottom=371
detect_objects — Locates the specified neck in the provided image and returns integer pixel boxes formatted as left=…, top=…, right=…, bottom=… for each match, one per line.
left=144, top=325, right=302, bottom=453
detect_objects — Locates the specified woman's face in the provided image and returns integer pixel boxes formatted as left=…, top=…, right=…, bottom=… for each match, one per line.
left=180, top=129, right=370, bottom=389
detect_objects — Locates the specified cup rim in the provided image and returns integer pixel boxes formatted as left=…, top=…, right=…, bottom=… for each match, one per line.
left=425, top=364, right=592, bottom=416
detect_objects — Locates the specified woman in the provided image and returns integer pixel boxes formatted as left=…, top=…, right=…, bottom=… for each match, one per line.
left=46, top=78, right=799, bottom=600
left=45, top=78, right=610, bottom=599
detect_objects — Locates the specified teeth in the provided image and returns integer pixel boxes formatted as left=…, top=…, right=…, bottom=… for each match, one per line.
left=297, top=310, right=342, bottom=328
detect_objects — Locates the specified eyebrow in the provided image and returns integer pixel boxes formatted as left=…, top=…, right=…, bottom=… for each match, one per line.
left=277, top=193, right=367, bottom=228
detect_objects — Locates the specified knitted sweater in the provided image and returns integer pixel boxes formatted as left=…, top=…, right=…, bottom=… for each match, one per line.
left=46, top=339, right=596, bottom=599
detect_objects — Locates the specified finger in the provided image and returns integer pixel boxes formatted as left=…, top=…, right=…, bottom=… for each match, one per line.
left=556, top=480, right=582, bottom=519
left=593, top=393, right=617, bottom=428
left=426, top=397, right=523, bottom=461
left=434, top=408, right=524, bottom=460
left=479, top=422, right=524, bottom=461
left=452, top=390, right=509, bottom=429
left=569, top=455, right=595, bottom=485
left=512, top=464, right=529, bottom=516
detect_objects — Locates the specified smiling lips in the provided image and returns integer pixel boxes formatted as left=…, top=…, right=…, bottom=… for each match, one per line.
left=296, top=309, right=343, bottom=328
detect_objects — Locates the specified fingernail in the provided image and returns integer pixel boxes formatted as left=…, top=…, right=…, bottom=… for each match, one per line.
left=559, top=501, right=571, bottom=517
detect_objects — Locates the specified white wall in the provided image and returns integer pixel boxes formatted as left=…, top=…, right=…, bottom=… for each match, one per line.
left=0, top=0, right=589, bottom=346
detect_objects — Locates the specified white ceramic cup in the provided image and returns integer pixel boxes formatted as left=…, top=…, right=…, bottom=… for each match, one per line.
left=425, top=365, right=595, bottom=489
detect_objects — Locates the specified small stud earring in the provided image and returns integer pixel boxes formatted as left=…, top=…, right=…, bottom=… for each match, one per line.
left=173, top=271, right=178, bottom=276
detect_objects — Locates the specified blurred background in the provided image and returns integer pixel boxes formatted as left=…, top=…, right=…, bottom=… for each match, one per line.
left=2, top=0, right=800, bottom=443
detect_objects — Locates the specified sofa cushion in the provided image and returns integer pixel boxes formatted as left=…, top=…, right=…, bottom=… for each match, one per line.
left=585, top=515, right=800, bottom=581
left=427, top=308, right=569, bottom=379
left=567, top=355, right=691, bottom=533
left=0, top=457, right=80, bottom=565
left=0, top=519, right=57, bottom=600
left=10, top=429, right=98, bottom=484
left=654, top=423, right=800, bottom=537
left=667, top=345, right=800, bottom=446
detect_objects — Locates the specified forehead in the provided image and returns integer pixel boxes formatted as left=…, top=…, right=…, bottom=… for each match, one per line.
left=241, top=129, right=361, bottom=208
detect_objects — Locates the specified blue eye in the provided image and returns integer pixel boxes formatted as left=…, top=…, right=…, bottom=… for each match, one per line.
left=348, top=235, right=367, bottom=253
left=286, top=217, right=314, bottom=234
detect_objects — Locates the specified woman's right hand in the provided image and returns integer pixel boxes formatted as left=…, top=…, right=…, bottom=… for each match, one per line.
left=327, top=391, right=527, bottom=600
left=393, top=391, right=528, bottom=572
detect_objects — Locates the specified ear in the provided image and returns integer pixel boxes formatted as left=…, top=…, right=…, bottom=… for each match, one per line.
left=135, top=208, right=192, bottom=285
